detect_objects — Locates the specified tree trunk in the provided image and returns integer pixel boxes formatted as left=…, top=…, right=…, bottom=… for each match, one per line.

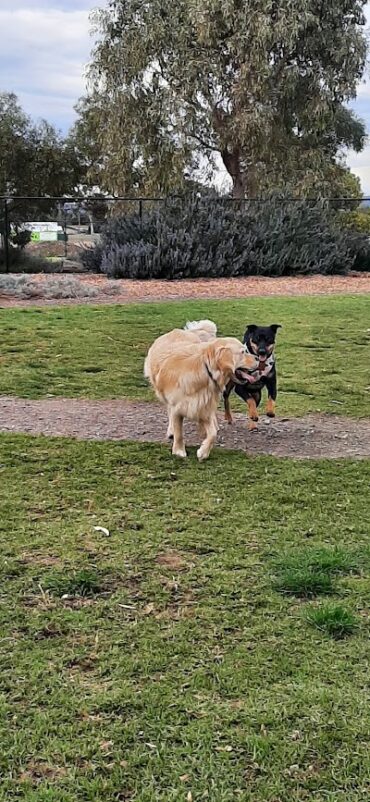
left=232, top=172, right=245, bottom=199
left=87, top=211, right=94, bottom=235
left=221, top=147, right=246, bottom=198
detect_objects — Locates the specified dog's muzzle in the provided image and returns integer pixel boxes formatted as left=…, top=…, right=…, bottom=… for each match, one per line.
left=233, top=367, right=259, bottom=384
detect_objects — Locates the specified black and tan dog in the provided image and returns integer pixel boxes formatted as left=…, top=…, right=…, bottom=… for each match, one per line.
left=223, top=324, right=281, bottom=430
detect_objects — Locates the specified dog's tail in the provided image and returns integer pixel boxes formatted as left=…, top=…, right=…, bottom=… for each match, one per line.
left=184, top=319, right=217, bottom=340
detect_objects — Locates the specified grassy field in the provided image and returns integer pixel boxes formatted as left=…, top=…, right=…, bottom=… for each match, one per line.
left=1, top=294, right=369, bottom=799
left=0, top=294, right=369, bottom=415
left=0, top=434, right=370, bottom=801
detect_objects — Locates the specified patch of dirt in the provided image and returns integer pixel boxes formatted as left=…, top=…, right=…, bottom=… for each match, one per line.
left=155, top=551, right=190, bottom=570
left=0, top=396, right=369, bottom=459
left=19, top=762, right=68, bottom=784
left=0, top=272, right=369, bottom=307
left=20, top=552, right=62, bottom=568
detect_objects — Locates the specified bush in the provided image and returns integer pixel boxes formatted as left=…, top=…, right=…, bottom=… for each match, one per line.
left=341, top=207, right=370, bottom=234
left=80, top=195, right=370, bottom=279
left=0, top=246, right=52, bottom=274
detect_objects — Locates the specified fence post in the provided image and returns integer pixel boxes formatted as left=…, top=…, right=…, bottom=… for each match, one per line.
left=3, top=199, right=10, bottom=273
left=63, top=209, right=68, bottom=260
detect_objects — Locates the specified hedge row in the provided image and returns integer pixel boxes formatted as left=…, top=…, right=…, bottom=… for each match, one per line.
left=80, top=196, right=370, bottom=279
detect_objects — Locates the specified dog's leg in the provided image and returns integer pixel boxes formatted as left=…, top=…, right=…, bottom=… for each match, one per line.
left=223, top=381, right=234, bottom=424
left=166, top=407, right=174, bottom=440
left=197, top=415, right=218, bottom=461
left=172, top=413, right=187, bottom=458
left=198, top=422, right=206, bottom=440
left=265, top=373, right=277, bottom=418
left=247, top=396, right=259, bottom=431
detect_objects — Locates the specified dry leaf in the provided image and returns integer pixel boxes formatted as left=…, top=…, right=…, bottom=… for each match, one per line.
left=100, top=740, right=113, bottom=752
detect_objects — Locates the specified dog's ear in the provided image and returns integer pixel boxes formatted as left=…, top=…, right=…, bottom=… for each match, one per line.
left=245, top=324, right=258, bottom=334
left=207, top=344, right=235, bottom=386
left=270, top=324, right=282, bottom=333
left=215, top=346, right=235, bottom=379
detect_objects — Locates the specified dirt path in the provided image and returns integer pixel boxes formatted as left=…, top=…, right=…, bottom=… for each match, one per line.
left=0, top=273, right=369, bottom=308
left=0, top=396, right=369, bottom=459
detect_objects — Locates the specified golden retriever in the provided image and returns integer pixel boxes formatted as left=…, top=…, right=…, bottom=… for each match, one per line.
left=144, top=320, right=258, bottom=460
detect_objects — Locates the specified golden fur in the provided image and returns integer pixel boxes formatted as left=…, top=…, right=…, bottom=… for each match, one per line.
left=144, top=321, right=258, bottom=460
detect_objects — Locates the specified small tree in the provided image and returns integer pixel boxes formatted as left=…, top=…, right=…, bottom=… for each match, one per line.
left=0, top=92, right=83, bottom=242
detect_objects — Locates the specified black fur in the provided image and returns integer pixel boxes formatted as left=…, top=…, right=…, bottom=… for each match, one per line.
left=223, top=324, right=281, bottom=423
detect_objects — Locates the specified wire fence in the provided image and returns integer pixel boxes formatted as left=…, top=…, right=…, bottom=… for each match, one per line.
left=0, top=193, right=367, bottom=273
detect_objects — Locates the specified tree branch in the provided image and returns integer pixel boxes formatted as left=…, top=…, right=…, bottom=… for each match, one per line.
left=190, top=131, right=219, bottom=152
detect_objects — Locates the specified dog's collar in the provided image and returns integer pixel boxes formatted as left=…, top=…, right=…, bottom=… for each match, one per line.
left=205, top=362, right=219, bottom=386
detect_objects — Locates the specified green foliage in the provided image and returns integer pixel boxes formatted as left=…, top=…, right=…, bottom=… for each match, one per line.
left=306, top=604, right=358, bottom=639
left=0, top=246, right=51, bottom=273
left=77, top=0, right=368, bottom=196
left=0, top=92, right=82, bottom=225
left=10, top=228, right=31, bottom=249
left=342, top=207, right=370, bottom=233
left=81, top=195, right=367, bottom=278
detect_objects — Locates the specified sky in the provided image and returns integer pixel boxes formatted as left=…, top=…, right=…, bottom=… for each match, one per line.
left=1, top=0, right=370, bottom=194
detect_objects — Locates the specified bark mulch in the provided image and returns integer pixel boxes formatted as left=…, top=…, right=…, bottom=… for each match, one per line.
left=0, top=272, right=369, bottom=308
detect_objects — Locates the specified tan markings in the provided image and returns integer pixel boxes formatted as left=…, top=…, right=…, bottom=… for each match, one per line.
left=266, top=398, right=276, bottom=418
left=247, top=397, right=259, bottom=422
left=224, top=395, right=233, bottom=424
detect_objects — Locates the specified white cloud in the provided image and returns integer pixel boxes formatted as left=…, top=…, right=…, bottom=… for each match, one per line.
left=0, top=5, right=96, bottom=131
left=347, top=149, right=370, bottom=197
left=0, top=0, right=370, bottom=193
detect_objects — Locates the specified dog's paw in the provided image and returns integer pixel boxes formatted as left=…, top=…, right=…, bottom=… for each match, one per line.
left=172, top=446, right=187, bottom=458
left=197, top=446, right=210, bottom=461
left=248, top=420, right=258, bottom=432
left=266, top=400, right=276, bottom=418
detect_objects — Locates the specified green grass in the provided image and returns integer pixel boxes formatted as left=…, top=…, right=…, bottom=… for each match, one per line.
left=0, top=294, right=369, bottom=415
left=1, top=434, right=370, bottom=801
left=272, top=546, right=363, bottom=597
left=306, top=604, right=358, bottom=639
left=273, top=568, right=336, bottom=597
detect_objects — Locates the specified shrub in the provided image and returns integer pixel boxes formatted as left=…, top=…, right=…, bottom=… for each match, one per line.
left=80, top=195, right=369, bottom=279
left=0, top=246, right=52, bottom=274
left=341, top=207, right=370, bottom=234
left=0, top=274, right=120, bottom=300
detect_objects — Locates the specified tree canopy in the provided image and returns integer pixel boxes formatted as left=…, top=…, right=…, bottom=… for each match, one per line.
left=75, top=0, right=368, bottom=197
left=0, top=92, right=82, bottom=205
